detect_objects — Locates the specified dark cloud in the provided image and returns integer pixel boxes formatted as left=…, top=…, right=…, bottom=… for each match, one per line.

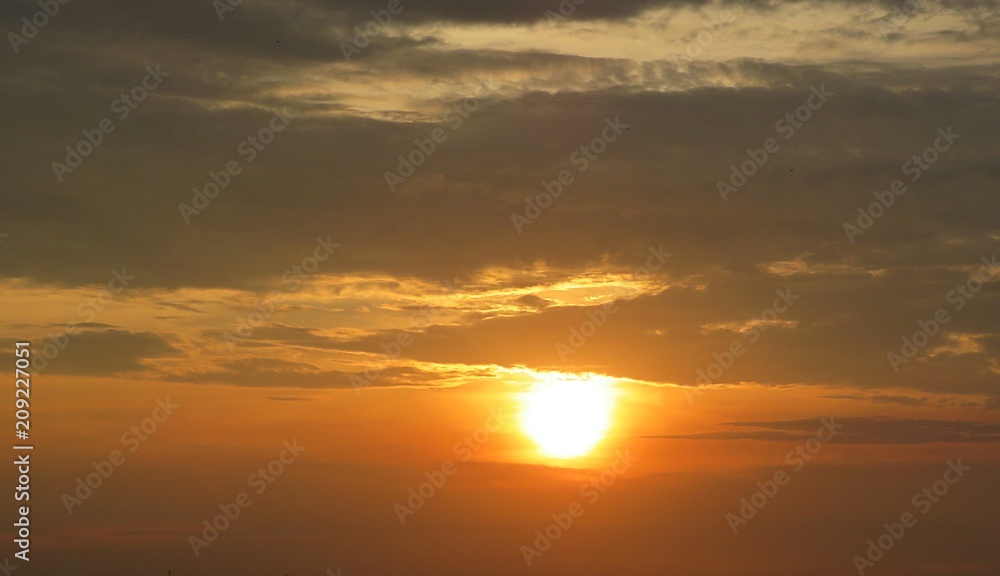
left=648, top=417, right=1000, bottom=443
left=1, top=0, right=999, bottom=400
left=31, top=329, right=184, bottom=375
left=818, top=393, right=986, bottom=408
left=820, top=393, right=933, bottom=406
left=202, top=323, right=359, bottom=350
left=162, top=356, right=484, bottom=388
left=514, top=294, right=552, bottom=309
left=2, top=56, right=996, bottom=288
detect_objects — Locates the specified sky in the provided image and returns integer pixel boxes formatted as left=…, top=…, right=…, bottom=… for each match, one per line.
left=1, top=0, right=999, bottom=574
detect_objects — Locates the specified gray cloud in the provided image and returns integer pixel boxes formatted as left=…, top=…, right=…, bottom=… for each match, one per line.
left=2, top=0, right=999, bottom=399
left=648, top=417, right=1000, bottom=443
left=162, top=356, right=483, bottom=388
left=30, top=329, right=184, bottom=375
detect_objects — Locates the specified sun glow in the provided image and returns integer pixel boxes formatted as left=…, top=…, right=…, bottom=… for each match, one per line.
left=520, top=373, right=617, bottom=459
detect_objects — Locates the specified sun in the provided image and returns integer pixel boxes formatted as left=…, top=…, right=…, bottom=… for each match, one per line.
left=520, top=373, right=617, bottom=459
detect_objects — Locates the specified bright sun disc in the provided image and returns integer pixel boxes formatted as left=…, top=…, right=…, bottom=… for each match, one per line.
left=521, top=373, right=616, bottom=459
